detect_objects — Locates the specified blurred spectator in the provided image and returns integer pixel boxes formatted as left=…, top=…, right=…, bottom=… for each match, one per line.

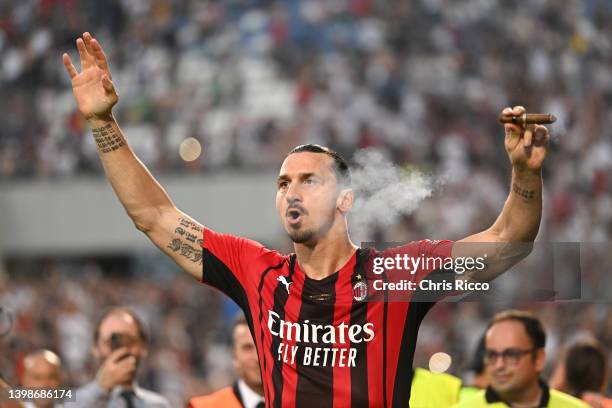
left=410, top=367, right=462, bottom=408
left=188, top=313, right=264, bottom=408
left=73, top=307, right=170, bottom=408
left=3, top=259, right=612, bottom=404
left=21, top=350, right=63, bottom=408
left=550, top=338, right=612, bottom=408
left=453, top=310, right=588, bottom=407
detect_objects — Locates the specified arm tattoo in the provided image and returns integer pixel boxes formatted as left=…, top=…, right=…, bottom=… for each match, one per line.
left=167, top=218, right=203, bottom=265
left=512, top=183, right=536, bottom=199
left=179, top=217, right=203, bottom=232
left=92, top=124, right=125, bottom=154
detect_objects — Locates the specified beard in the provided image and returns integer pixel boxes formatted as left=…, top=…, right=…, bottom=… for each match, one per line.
left=286, top=211, right=335, bottom=245
left=287, top=227, right=316, bottom=244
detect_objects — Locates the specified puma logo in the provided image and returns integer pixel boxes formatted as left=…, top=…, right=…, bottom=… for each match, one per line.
left=277, top=275, right=293, bottom=294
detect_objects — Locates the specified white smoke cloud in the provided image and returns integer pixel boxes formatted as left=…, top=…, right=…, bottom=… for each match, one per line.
left=348, top=148, right=442, bottom=243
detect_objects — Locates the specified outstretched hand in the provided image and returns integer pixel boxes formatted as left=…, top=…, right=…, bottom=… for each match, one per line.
left=501, top=105, right=550, bottom=173
left=63, top=32, right=118, bottom=122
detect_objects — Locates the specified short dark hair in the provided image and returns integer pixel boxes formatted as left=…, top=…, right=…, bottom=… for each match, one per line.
left=488, top=310, right=546, bottom=349
left=93, top=307, right=148, bottom=344
left=564, top=338, right=608, bottom=397
left=288, top=144, right=351, bottom=186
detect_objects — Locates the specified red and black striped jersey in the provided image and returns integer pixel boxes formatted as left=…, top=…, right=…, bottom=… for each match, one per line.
left=201, top=227, right=454, bottom=408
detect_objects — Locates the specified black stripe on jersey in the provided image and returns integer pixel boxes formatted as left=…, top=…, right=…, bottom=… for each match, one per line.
left=350, top=249, right=370, bottom=407
left=270, top=255, right=297, bottom=408
left=257, top=259, right=288, bottom=408
left=295, top=271, right=339, bottom=408
left=391, top=269, right=450, bottom=407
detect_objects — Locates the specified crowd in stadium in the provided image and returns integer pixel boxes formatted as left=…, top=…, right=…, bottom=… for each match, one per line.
left=1, top=0, right=612, bottom=406
left=1, top=1, right=611, bottom=244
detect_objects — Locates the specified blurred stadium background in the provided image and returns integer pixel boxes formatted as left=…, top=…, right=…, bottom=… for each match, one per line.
left=1, top=0, right=611, bottom=406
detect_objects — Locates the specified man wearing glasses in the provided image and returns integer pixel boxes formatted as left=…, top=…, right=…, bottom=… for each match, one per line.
left=453, top=310, right=587, bottom=408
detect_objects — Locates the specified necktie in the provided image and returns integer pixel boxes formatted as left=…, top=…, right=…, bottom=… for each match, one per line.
left=255, top=402, right=265, bottom=408
left=120, top=390, right=136, bottom=408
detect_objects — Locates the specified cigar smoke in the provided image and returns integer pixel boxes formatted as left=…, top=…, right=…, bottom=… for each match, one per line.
left=348, top=148, right=442, bottom=243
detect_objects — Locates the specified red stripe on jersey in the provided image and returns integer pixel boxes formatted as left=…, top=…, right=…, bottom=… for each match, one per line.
left=281, top=267, right=305, bottom=407
left=332, top=255, right=356, bottom=408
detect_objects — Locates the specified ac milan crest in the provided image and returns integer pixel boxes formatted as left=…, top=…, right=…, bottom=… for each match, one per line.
left=353, top=281, right=368, bottom=302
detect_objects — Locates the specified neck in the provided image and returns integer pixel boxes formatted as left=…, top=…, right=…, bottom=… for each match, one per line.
left=293, top=219, right=357, bottom=280
left=119, top=381, right=134, bottom=390
left=499, top=380, right=542, bottom=408
left=243, top=379, right=264, bottom=397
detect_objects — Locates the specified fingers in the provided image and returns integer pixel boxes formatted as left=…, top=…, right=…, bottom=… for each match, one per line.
left=523, top=125, right=534, bottom=147
left=116, top=355, right=137, bottom=370
left=83, top=32, right=112, bottom=77
left=533, top=125, right=549, bottom=147
left=502, top=106, right=525, bottom=135
left=114, top=355, right=137, bottom=381
left=501, top=106, right=526, bottom=118
left=76, top=38, right=93, bottom=70
left=91, top=38, right=111, bottom=78
left=82, top=32, right=94, bottom=55
left=108, top=348, right=130, bottom=363
left=67, top=32, right=111, bottom=76
left=511, top=105, right=526, bottom=116
left=100, top=352, right=137, bottom=388
left=62, top=53, right=78, bottom=78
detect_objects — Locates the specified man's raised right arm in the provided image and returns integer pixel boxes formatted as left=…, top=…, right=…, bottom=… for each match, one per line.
left=63, top=32, right=203, bottom=280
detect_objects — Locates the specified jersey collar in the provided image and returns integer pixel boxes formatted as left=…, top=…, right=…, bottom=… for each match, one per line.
left=485, top=378, right=550, bottom=407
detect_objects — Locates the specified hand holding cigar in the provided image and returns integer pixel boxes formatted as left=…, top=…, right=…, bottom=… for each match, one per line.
left=501, top=105, right=551, bottom=173
left=498, top=112, right=557, bottom=125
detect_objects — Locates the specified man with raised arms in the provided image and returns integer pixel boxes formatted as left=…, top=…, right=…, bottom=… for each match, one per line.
left=63, top=32, right=550, bottom=407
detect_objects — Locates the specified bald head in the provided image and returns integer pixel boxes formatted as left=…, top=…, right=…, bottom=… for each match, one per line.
left=22, top=350, right=62, bottom=389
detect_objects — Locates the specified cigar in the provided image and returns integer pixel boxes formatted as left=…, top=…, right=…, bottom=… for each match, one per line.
left=498, top=113, right=557, bottom=125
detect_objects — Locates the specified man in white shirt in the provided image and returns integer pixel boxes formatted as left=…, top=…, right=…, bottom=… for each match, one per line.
left=188, top=314, right=264, bottom=408
left=73, top=307, right=170, bottom=408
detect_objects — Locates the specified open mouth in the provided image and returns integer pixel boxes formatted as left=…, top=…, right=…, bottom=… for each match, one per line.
left=287, top=209, right=303, bottom=224
left=493, top=374, right=512, bottom=383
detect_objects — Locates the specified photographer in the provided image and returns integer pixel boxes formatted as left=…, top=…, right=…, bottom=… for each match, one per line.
left=74, top=308, right=170, bottom=408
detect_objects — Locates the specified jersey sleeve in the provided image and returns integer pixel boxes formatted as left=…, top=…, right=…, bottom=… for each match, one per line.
left=413, top=239, right=456, bottom=301
left=376, top=239, right=455, bottom=303
left=381, top=239, right=454, bottom=281
left=200, top=227, right=269, bottom=306
left=414, top=239, right=455, bottom=281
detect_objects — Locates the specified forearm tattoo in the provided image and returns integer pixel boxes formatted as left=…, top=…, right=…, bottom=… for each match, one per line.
left=512, top=183, right=536, bottom=199
left=92, top=124, right=125, bottom=153
left=167, top=217, right=204, bottom=265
